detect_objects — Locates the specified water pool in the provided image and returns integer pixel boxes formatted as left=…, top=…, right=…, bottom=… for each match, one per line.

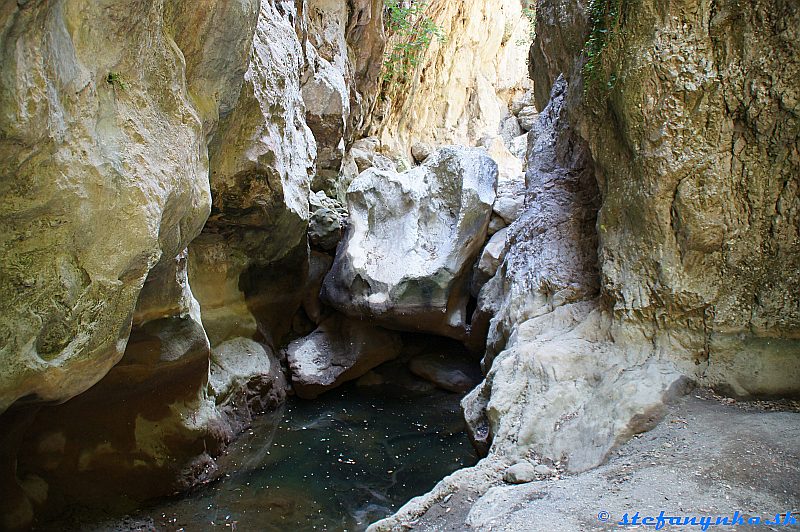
left=99, top=382, right=477, bottom=532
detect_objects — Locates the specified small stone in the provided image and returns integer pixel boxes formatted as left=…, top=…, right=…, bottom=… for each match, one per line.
left=534, top=464, right=555, bottom=476
left=308, top=208, right=343, bottom=251
left=411, top=142, right=434, bottom=164
left=504, top=462, right=537, bottom=484
left=517, top=105, right=539, bottom=131
left=510, top=91, right=535, bottom=116
left=487, top=214, right=507, bottom=235
left=498, top=115, right=523, bottom=146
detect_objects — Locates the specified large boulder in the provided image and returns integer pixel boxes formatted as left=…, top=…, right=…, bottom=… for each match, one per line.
left=322, top=146, right=498, bottom=339
left=209, top=337, right=288, bottom=435
left=286, top=314, right=403, bottom=399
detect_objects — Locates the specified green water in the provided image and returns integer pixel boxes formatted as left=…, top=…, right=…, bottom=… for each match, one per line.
left=129, top=383, right=476, bottom=531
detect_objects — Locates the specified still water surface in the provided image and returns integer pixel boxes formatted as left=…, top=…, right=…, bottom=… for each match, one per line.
left=131, top=383, right=476, bottom=531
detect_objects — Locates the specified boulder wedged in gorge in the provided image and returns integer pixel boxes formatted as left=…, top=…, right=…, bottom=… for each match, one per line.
left=286, top=314, right=403, bottom=399
left=321, top=146, right=498, bottom=340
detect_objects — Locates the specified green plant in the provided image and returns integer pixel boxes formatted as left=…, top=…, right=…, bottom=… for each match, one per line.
left=516, top=3, right=536, bottom=46
left=106, top=71, right=126, bottom=90
left=582, top=0, right=625, bottom=97
left=381, top=0, right=445, bottom=84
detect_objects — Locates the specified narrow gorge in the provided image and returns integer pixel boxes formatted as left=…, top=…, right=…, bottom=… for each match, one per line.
left=0, top=0, right=798, bottom=531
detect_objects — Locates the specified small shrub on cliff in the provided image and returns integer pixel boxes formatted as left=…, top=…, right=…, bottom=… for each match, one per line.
left=583, top=0, right=628, bottom=100
left=106, top=71, right=126, bottom=90
left=381, top=0, right=445, bottom=84
left=516, top=1, right=536, bottom=46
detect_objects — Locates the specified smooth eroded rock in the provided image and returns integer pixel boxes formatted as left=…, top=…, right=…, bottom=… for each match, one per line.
left=287, top=314, right=403, bottom=399
left=408, top=352, right=482, bottom=393
left=503, top=462, right=537, bottom=484
left=321, top=146, right=497, bottom=339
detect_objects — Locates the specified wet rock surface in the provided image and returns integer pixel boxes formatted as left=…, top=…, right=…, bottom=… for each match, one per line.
left=408, top=352, right=482, bottom=394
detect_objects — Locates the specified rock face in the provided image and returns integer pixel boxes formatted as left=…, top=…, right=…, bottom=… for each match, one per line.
left=463, top=0, right=800, bottom=475
left=367, top=0, right=531, bottom=154
left=0, top=0, right=262, bottom=522
left=302, top=0, right=386, bottom=197
left=0, top=0, right=335, bottom=527
left=0, top=0, right=257, bottom=414
left=322, top=146, right=498, bottom=339
left=463, top=78, right=688, bottom=471
left=287, top=314, right=403, bottom=399
left=373, top=2, right=799, bottom=528
left=578, top=0, right=800, bottom=398
left=189, top=0, right=316, bottom=351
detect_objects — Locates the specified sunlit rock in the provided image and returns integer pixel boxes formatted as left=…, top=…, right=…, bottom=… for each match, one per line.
left=322, top=146, right=497, bottom=340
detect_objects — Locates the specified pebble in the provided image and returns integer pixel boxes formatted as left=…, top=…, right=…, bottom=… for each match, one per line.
left=504, top=463, right=537, bottom=484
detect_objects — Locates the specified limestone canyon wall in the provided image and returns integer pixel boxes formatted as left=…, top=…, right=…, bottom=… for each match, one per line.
left=465, top=0, right=800, bottom=477
left=366, top=0, right=533, bottom=154
left=372, top=0, right=799, bottom=528
left=0, top=0, right=798, bottom=529
left=0, top=0, right=385, bottom=528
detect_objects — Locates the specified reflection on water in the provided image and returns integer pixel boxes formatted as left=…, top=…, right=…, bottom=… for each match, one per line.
left=134, top=383, right=475, bottom=531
